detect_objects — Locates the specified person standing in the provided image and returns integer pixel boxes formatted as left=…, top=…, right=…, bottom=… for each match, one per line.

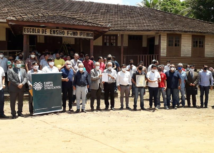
left=54, top=53, right=65, bottom=70
left=90, top=62, right=102, bottom=111
left=103, top=62, right=117, bottom=110
left=157, top=65, right=167, bottom=109
left=0, top=52, right=8, bottom=85
left=148, top=59, right=158, bottom=72
left=61, top=61, right=74, bottom=112
left=198, top=65, right=213, bottom=108
left=71, top=53, right=82, bottom=73
left=73, top=63, right=89, bottom=113
left=164, top=61, right=170, bottom=72
left=42, top=58, right=59, bottom=73
left=117, top=64, right=132, bottom=110
left=25, top=51, right=39, bottom=72
left=126, top=59, right=137, bottom=97
left=147, top=65, right=161, bottom=110
left=132, top=64, right=146, bottom=110
left=8, top=59, right=27, bottom=119
left=27, top=62, right=43, bottom=115
left=165, top=64, right=181, bottom=109
left=83, top=54, right=94, bottom=90
left=0, top=65, right=6, bottom=118
left=186, top=65, right=199, bottom=107
left=40, top=52, right=50, bottom=69
left=98, top=56, right=105, bottom=72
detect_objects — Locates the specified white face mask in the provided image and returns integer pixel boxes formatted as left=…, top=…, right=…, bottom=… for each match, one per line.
left=96, top=66, right=100, bottom=70
left=122, top=68, right=126, bottom=72
left=170, top=67, right=175, bottom=71
left=190, top=68, right=194, bottom=72
left=49, top=62, right=54, bottom=66
left=151, top=69, right=156, bottom=72
left=31, top=55, right=35, bottom=58
left=66, top=64, right=71, bottom=68
left=0, top=55, right=3, bottom=58
left=79, top=68, right=84, bottom=71
left=108, top=67, right=112, bottom=70
left=16, top=64, right=21, bottom=68
left=33, top=66, right=39, bottom=70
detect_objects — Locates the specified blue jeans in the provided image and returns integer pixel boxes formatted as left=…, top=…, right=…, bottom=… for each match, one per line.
left=179, top=88, right=186, bottom=106
left=157, top=88, right=166, bottom=107
left=134, top=85, right=145, bottom=109
left=131, top=84, right=135, bottom=96
left=148, top=87, right=158, bottom=107
left=167, top=88, right=179, bottom=107
left=0, top=89, right=4, bottom=116
left=200, top=86, right=210, bottom=107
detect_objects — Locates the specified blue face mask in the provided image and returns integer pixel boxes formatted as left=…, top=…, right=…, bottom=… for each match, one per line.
left=177, top=67, right=182, bottom=70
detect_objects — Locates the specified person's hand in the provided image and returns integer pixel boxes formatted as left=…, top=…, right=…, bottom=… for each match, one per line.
left=87, top=85, right=89, bottom=88
left=130, top=86, right=132, bottom=90
left=3, top=85, right=5, bottom=89
left=65, top=78, right=69, bottom=82
left=108, top=74, right=112, bottom=78
left=99, top=74, right=102, bottom=78
left=192, top=84, right=195, bottom=86
left=18, top=84, right=23, bottom=89
left=118, top=86, right=121, bottom=91
left=190, top=83, right=193, bottom=86
left=73, top=86, right=76, bottom=90
left=210, top=86, right=213, bottom=90
left=164, top=87, right=167, bottom=91
left=29, top=85, right=32, bottom=88
left=102, top=81, right=105, bottom=84
left=178, top=86, right=181, bottom=90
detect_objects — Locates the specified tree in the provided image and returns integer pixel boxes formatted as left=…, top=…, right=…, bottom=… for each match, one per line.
left=138, top=0, right=160, bottom=9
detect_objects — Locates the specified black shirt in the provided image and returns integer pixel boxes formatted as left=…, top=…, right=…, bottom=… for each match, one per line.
left=73, top=71, right=89, bottom=87
left=132, top=71, right=146, bottom=82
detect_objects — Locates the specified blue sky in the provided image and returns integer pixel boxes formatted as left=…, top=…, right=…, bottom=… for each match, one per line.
left=84, top=0, right=141, bottom=6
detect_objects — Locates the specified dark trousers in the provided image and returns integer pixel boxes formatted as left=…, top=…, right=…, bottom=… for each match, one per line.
left=62, top=88, right=73, bottom=109
left=104, top=83, right=115, bottom=108
left=186, top=92, right=196, bottom=107
left=0, top=89, right=4, bottom=116
left=10, top=90, right=24, bottom=116
left=148, top=87, right=158, bottom=107
left=28, top=91, right=33, bottom=113
left=90, top=87, right=101, bottom=109
left=200, top=86, right=210, bottom=107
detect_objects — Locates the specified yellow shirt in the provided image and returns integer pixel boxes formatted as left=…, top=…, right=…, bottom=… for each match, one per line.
left=54, top=59, right=65, bottom=69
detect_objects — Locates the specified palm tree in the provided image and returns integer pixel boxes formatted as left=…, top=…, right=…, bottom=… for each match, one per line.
left=138, top=0, right=160, bottom=9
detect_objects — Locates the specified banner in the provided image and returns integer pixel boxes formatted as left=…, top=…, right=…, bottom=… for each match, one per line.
left=32, top=73, right=62, bottom=115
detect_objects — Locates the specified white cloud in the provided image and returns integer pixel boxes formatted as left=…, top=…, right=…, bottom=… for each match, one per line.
left=83, top=0, right=123, bottom=5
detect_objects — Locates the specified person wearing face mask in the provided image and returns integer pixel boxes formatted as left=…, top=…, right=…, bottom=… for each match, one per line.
left=165, top=64, right=181, bottom=109
left=126, top=59, right=137, bottom=97
left=15, top=51, right=24, bottom=60
left=73, top=63, right=89, bottom=113
left=147, top=65, right=161, bottom=110
left=117, top=64, right=132, bottom=110
left=132, top=64, right=146, bottom=110
left=8, top=59, right=27, bottom=119
left=186, top=65, right=199, bottom=107
left=90, top=62, right=102, bottom=111
left=54, top=53, right=65, bottom=70
left=61, top=61, right=74, bottom=112
left=42, top=58, right=59, bottom=73
left=25, top=51, right=38, bottom=72
left=177, top=63, right=187, bottom=107
left=164, top=61, right=170, bottom=72
left=0, top=52, right=8, bottom=85
left=40, top=52, right=50, bottom=70
left=27, top=62, right=42, bottom=115
left=103, top=62, right=117, bottom=110
left=71, top=53, right=82, bottom=73
left=198, top=65, right=213, bottom=108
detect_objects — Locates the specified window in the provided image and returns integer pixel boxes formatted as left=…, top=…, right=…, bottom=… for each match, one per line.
left=103, top=35, right=117, bottom=46
left=167, top=34, right=181, bottom=57
left=168, top=35, right=180, bottom=47
left=192, top=35, right=205, bottom=57
left=193, top=36, right=204, bottom=48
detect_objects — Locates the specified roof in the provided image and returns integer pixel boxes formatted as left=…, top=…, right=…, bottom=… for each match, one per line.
left=1, top=0, right=214, bottom=34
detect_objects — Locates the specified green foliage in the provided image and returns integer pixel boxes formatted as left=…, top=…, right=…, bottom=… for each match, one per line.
left=159, top=0, right=188, bottom=14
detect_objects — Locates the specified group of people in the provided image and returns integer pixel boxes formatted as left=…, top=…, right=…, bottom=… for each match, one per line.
left=0, top=50, right=213, bottom=119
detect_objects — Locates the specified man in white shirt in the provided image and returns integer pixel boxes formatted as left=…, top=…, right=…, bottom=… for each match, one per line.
left=164, top=60, right=170, bottom=72
left=147, top=64, right=161, bottom=110
left=117, top=64, right=132, bottom=110
left=0, top=52, right=8, bottom=85
left=0, top=66, right=6, bottom=118
left=126, top=59, right=137, bottom=96
left=42, top=58, right=59, bottom=73
left=40, top=52, right=50, bottom=69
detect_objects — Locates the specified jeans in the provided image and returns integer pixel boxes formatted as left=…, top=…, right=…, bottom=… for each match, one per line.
left=0, top=89, right=4, bottom=116
left=131, top=84, right=135, bottom=96
left=148, top=87, right=158, bottom=107
left=134, top=85, right=145, bottom=109
left=76, top=86, right=88, bottom=110
left=157, top=88, right=166, bottom=107
left=179, top=88, right=186, bottom=106
left=200, top=86, right=210, bottom=107
left=120, top=85, right=130, bottom=108
left=166, top=88, right=179, bottom=107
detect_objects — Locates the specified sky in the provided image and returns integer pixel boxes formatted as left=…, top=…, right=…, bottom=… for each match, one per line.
left=84, top=0, right=140, bottom=6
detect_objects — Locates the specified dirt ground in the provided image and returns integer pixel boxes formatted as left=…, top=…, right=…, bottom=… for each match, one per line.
left=1, top=90, right=214, bottom=153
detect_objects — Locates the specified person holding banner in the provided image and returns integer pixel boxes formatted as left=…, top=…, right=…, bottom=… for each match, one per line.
left=27, top=62, right=43, bottom=115
left=42, top=58, right=59, bottom=73
left=61, top=61, right=74, bottom=112
left=73, top=63, right=89, bottom=113
left=8, top=59, right=27, bottom=119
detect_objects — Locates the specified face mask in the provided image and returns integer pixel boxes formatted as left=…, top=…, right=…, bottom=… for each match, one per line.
left=190, top=68, right=194, bottom=72
left=96, top=66, right=100, bottom=70
left=167, top=64, right=170, bottom=66
left=0, top=55, right=3, bottom=58
left=177, top=67, right=182, bottom=71
left=170, top=67, right=175, bottom=71
left=79, top=68, right=84, bottom=71
left=138, top=67, right=142, bottom=71
left=108, top=67, right=112, bottom=70
left=107, top=57, right=111, bottom=61
left=204, top=67, right=207, bottom=70
left=8, top=61, right=11, bottom=65
left=49, top=62, right=54, bottom=66
left=151, top=69, right=155, bottom=72
left=33, top=66, right=39, bottom=70
left=31, top=55, right=35, bottom=58
left=122, top=68, right=126, bottom=72
left=66, top=64, right=71, bottom=68
left=16, top=64, right=21, bottom=68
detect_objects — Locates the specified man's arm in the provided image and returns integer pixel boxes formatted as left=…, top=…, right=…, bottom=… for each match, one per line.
left=21, top=69, right=27, bottom=85
left=2, top=76, right=5, bottom=88
left=91, top=70, right=100, bottom=81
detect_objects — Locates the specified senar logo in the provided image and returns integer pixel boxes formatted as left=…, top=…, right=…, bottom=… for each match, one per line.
left=33, top=82, right=43, bottom=91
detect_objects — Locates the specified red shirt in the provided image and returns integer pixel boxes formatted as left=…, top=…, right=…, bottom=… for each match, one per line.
left=83, top=60, right=94, bottom=73
left=99, top=62, right=105, bottom=72
left=159, top=72, right=167, bottom=88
